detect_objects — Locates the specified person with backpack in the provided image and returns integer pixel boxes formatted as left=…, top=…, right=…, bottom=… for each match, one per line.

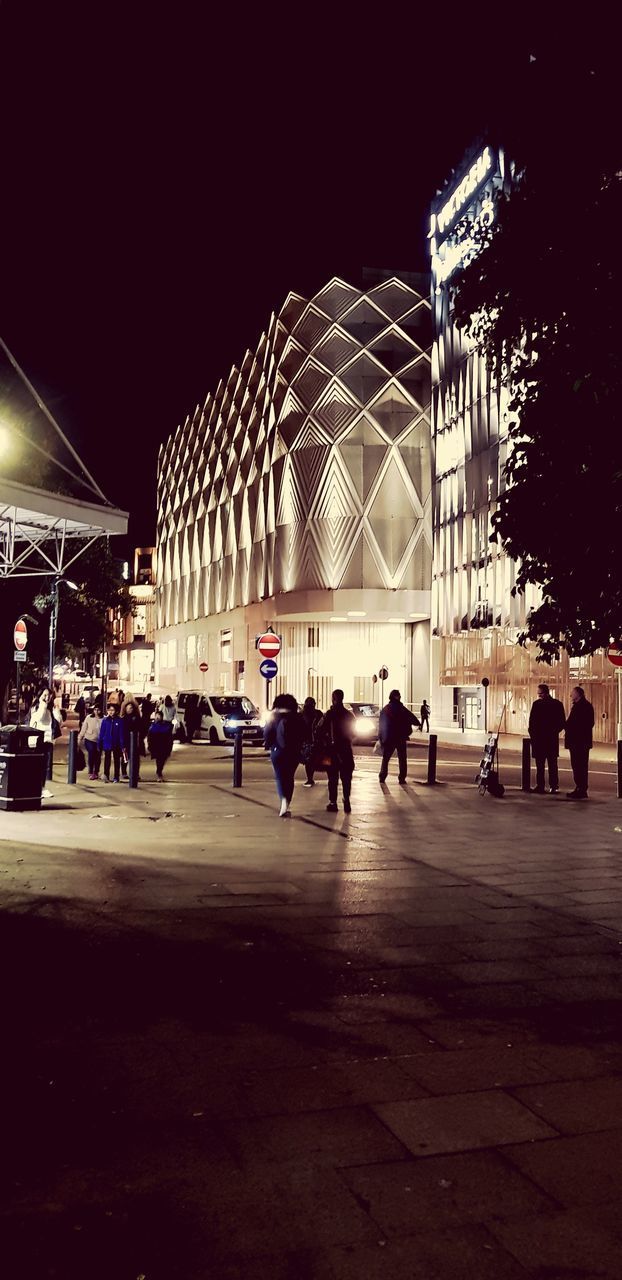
left=147, top=710, right=174, bottom=781
left=263, top=692, right=304, bottom=817
left=300, top=696, right=323, bottom=786
left=378, top=689, right=419, bottom=784
left=318, top=689, right=356, bottom=814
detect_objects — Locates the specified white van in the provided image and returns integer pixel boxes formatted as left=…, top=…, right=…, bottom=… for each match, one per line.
left=175, top=691, right=264, bottom=745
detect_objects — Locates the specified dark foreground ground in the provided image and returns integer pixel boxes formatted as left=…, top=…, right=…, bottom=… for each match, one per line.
left=1, top=743, right=622, bottom=1278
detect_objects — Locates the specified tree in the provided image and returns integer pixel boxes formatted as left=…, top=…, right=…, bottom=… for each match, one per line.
left=452, top=51, right=622, bottom=661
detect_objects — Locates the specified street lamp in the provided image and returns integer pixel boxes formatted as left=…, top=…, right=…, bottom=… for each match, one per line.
left=48, top=575, right=78, bottom=687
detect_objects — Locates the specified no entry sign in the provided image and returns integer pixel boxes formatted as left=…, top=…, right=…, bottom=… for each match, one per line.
left=257, top=632, right=281, bottom=660
left=14, top=619, right=27, bottom=652
left=199, top=662, right=209, bottom=673
left=607, top=644, right=622, bottom=668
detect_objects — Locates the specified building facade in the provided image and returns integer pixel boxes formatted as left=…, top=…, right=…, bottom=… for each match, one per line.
left=108, top=547, right=157, bottom=690
left=429, top=146, right=617, bottom=741
left=156, top=275, right=433, bottom=711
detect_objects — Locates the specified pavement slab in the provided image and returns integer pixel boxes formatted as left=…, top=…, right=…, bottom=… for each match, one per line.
left=2, top=747, right=622, bottom=1276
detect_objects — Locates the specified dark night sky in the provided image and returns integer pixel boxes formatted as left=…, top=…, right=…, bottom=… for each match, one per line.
left=0, top=7, right=601, bottom=547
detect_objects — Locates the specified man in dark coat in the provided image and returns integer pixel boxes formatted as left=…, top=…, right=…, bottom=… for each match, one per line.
left=378, top=689, right=419, bottom=785
left=528, top=683, right=566, bottom=794
left=319, top=690, right=355, bottom=814
left=564, top=686, right=595, bottom=800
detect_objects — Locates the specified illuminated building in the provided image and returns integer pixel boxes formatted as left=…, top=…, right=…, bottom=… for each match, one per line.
left=430, top=147, right=616, bottom=740
left=156, top=274, right=432, bottom=709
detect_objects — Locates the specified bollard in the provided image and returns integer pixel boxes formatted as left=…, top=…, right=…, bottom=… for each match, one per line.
left=521, top=738, right=531, bottom=792
left=427, top=733, right=438, bottom=785
left=618, top=740, right=622, bottom=800
left=233, top=727, right=243, bottom=788
left=46, top=741, right=54, bottom=781
left=128, top=730, right=140, bottom=789
left=67, top=729, right=79, bottom=784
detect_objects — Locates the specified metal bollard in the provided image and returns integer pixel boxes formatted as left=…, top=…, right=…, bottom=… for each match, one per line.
left=618, top=741, right=622, bottom=800
left=427, top=733, right=438, bottom=785
left=67, top=729, right=79, bottom=784
left=128, top=730, right=140, bottom=789
left=233, top=727, right=243, bottom=788
left=521, top=738, right=531, bottom=792
left=46, top=742, right=54, bottom=781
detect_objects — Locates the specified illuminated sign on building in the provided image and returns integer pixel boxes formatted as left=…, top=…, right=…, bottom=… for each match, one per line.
left=432, top=199, right=495, bottom=284
left=431, top=146, right=494, bottom=242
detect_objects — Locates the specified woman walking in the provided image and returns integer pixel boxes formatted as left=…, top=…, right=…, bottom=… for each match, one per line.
left=300, top=696, right=322, bottom=786
left=147, top=711, right=174, bottom=780
left=263, top=693, right=304, bottom=817
left=78, top=704, right=102, bottom=779
left=30, top=686, right=62, bottom=798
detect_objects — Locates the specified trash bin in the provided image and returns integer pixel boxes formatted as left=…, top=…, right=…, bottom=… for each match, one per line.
left=0, top=725, right=45, bottom=811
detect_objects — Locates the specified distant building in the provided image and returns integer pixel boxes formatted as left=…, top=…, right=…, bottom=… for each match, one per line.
left=429, top=145, right=616, bottom=739
left=156, top=275, right=433, bottom=710
left=108, top=547, right=157, bottom=689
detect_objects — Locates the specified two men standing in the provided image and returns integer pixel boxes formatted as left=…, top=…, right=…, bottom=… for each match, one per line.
left=529, top=683, right=595, bottom=800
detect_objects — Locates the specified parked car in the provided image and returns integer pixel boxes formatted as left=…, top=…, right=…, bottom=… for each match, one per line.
left=174, top=691, right=264, bottom=745
left=344, top=701, right=380, bottom=743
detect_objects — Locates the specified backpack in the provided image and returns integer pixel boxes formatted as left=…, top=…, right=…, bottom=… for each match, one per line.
left=276, top=712, right=300, bottom=753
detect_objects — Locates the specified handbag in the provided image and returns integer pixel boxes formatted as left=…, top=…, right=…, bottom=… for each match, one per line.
left=373, top=739, right=383, bottom=756
left=313, top=717, right=335, bottom=771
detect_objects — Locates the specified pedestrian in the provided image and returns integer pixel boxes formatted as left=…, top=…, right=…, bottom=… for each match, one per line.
left=378, top=689, right=419, bottom=784
left=98, top=703, right=124, bottom=782
left=75, top=693, right=86, bottom=728
left=120, top=696, right=142, bottom=778
left=147, top=710, right=174, bottom=780
left=263, top=692, right=304, bottom=817
left=162, top=694, right=176, bottom=723
left=300, top=696, right=322, bottom=786
left=78, top=703, right=102, bottom=779
left=528, top=682, right=566, bottom=794
left=318, top=689, right=355, bottom=814
left=30, top=685, right=62, bottom=798
left=184, top=693, right=201, bottom=744
left=564, top=685, right=595, bottom=800
left=419, top=699, right=430, bottom=732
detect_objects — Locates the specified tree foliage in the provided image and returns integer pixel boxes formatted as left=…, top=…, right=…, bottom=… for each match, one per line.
left=452, top=54, right=622, bottom=660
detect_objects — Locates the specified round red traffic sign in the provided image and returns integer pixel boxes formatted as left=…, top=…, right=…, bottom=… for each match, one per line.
left=257, top=632, right=281, bottom=659
left=607, top=644, right=622, bottom=668
left=199, top=662, right=209, bottom=673
left=14, top=619, right=27, bottom=651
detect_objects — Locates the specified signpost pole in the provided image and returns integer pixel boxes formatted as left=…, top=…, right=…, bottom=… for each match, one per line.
left=16, top=658, right=20, bottom=727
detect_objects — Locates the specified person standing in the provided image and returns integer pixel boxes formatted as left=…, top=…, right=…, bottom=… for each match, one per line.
left=162, top=694, right=176, bottom=723
left=419, top=700, right=430, bottom=732
left=300, top=696, right=322, bottom=786
left=98, top=704, right=124, bottom=782
left=528, top=683, right=566, bottom=794
left=78, top=704, right=102, bottom=779
left=564, top=686, right=595, bottom=800
left=147, top=710, right=174, bottom=781
left=184, top=693, right=201, bottom=744
left=30, top=686, right=62, bottom=798
left=263, top=693, right=304, bottom=817
left=75, top=694, right=87, bottom=728
left=378, top=689, right=418, bottom=784
left=120, top=696, right=142, bottom=779
left=319, top=689, right=355, bottom=814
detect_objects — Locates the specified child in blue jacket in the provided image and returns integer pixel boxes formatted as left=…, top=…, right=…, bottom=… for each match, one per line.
left=98, top=704, right=124, bottom=782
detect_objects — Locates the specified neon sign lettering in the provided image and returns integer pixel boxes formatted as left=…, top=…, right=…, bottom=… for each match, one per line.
left=435, top=147, right=494, bottom=238
left=432, top=199, right=495, bottom=284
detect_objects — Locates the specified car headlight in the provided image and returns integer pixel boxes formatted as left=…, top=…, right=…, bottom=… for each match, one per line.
left=355, top=717, right=375, bottom=734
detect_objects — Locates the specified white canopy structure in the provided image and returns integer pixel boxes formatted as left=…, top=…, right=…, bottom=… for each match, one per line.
left=0, top=476, right=129, bottom=578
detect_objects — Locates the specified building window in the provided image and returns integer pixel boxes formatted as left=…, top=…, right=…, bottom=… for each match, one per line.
left=308, top=625, right=319, bottom=648
left=133, top=605, right=147, bottom=639
left=220, top=628, right=232, bottom=663
left=186, top=635, right=197, bottom=666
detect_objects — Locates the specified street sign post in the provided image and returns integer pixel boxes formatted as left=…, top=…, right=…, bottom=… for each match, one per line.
left=14, top=618, right=28, bottom=726
left=257, top=632, right=282, bottom=660
left=378, top=665, right=389, bottom=707
left=607, top=645, right=622, bottom=766
left=259, top=658, right=278, bottom=680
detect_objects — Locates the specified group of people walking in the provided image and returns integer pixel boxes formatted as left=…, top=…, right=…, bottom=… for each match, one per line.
left=264, top=687, right=419, bottom=818
left=76, top=696, right=174, bottom=783
left=529, top=683, right=595, bottom=799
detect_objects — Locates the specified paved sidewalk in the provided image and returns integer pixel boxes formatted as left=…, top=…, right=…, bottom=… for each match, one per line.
left=2, top=751, right=622, bottom=1278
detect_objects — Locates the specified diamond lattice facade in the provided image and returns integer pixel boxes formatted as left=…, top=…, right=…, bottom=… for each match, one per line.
left=156, top=275, right=433, bottom=708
